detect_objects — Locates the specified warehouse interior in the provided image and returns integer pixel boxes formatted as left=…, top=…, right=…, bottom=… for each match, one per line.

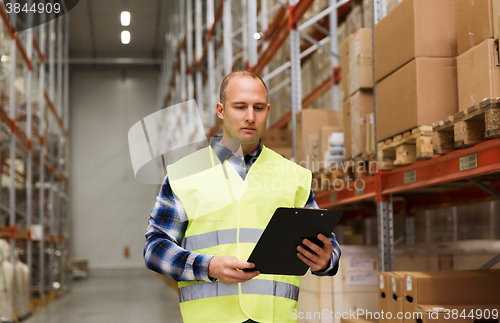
left=0, top=0, right=498, bottom=322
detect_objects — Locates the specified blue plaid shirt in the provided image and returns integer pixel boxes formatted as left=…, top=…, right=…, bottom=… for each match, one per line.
left=144, top=136, right=341, bottom=282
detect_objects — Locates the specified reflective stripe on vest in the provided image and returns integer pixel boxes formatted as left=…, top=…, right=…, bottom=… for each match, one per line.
left=179, top=280, right=299, bottom=303
left=181, top=228, right=264, bottom=251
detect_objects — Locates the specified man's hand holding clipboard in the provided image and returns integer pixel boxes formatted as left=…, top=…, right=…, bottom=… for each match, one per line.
left=296, top=233, right=335, bottom=272
left=244, top=207, right=342, bottom=276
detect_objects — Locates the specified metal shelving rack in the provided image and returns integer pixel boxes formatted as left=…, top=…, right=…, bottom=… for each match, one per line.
left=0, top=2, right=70, bottom=305
left=158, top=0, right=500, bottom=273
left=314, top=0, right=500, bottom=272
left=158, top=0, right=348, bottom=136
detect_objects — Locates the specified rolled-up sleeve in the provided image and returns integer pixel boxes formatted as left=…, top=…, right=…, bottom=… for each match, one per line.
left=144, top=176, right=214, bottom=282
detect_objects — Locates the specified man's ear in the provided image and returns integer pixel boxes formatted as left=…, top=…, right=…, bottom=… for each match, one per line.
left=216, top=102, right=224, bottom=120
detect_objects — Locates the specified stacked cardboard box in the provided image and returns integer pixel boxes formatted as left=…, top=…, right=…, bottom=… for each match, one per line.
left=333, top=252, right=379, bottom=323
left=377, top=270, right=500, bottom=323
left=457, top=0, right=500, bottom=111
left=378, top=272, right=405, bottom=323
left=341, top=28, right=374, bottom=159
left=297, top=247, right=379, bottom=323
left=349, top=29, right=373, bottom=96
left=374, top=0, right=458, bottom=141
left=456, top=0, right=500, bottom=55
left=403, top=270, right=500, bottom=318
left=1, top=158, right=25, bottom=189
left=349, top=91, right=373, bottom=157
left=341, top=319, right=378, bottom=323
left=295, top=110, right=343, bottom=170
left=315, top=126, right=344, bottom=170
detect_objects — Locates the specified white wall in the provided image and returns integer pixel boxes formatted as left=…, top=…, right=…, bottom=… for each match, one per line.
left=70, top=66, right=161, bottom=269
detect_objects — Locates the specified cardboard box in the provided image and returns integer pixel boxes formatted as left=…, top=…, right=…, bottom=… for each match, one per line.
left=414, top=304, right=500, bottom=323
left=340, top=35, right=353, bottom=101
left=350, top=90, right=374, bottom=157
left=341, top=318, right=378, bottom=323
left=365, top=113, right=375, bottom=155
left=378, top=272, right=407, bottom=323
left=403, top=270, right=500, bottom=322
left=333, top=252, right=379, bottom=323
left=457, top=38, right=500, bottom=112
left=261, top=128, right=292, bottom=147
left=457, top=0, right=500, bottom=55
left=317, top=126, right=343, bottom=169
left=387, top=272, right=405, bottom=323
left=296, top=109, right=343, bottom=166
left=378, top=273, right=388, bottom=319
left=374, top=0, right=457, bottom=82
left=349, top=28, right=373, bottom=96
left=300, top=134, right=318, bottom=171
left=376, top=58, right=458, bottom=141
left=343, top=97, right=352, bottom=159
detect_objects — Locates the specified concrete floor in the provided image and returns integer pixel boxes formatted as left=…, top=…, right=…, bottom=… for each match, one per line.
left=24, top=268, right=183, bottom=323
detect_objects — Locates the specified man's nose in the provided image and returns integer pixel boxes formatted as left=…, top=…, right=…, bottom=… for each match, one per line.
left=245, top=108, right=255, bottom=122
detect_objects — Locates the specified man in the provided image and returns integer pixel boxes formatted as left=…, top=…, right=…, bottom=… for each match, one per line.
left=144, top=70, right=341, bottom=323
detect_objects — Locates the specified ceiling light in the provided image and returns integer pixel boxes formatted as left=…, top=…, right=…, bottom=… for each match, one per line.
left=0, top=55, right=7, bottom=62
left=121, top=31, right=130, bottom=44
left=121, top=11, right=130, bottom=26
left=253, top=32, right=263, bottom=40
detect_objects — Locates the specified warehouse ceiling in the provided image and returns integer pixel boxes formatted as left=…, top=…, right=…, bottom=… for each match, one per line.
left=69, top=0, right=174, bottom=61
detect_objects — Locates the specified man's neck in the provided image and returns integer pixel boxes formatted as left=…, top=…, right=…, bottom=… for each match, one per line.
left=241, top=141, right=260, bottom=157
left=219, top=137, right=259, bottom=158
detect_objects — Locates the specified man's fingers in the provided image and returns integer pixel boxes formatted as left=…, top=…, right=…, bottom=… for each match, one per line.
left=301, top=239, right=322, bottom=254
left=234, top=261, right=256, bottom=269
left=224, top=269, right=260, bottom=283
left=297, top=246, right=319, bottom=263
left=317, top=233, right=331, bottom=245
left=297, top=252, right=315, bottom=268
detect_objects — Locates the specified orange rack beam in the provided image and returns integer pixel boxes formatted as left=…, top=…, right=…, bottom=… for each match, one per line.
left=316, top=138, right=500, bottom=209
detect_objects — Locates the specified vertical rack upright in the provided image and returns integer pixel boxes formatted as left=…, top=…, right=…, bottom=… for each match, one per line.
left=0, top=1, right=70, bottom=303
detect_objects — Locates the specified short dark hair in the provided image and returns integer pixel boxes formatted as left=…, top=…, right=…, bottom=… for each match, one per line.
left=219, top=70, right=268, bottom=105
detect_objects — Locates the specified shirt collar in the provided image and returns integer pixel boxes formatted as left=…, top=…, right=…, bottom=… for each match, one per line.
left=210, top=135, right=263, bottom=162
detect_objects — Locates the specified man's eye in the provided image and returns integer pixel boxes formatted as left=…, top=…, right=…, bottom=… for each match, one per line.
left=236, top=106, right=245, bottom=109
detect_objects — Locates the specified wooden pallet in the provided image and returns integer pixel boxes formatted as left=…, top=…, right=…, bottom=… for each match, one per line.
left=313, top=167, right=346, bottom=191
left=377, top=126, right=434, bottom=171
left=353, top=153, right=376, bottom=179
left=343, top=154, right=376, bottom=179
left=32, top=295, right=46, bottom=308
left=432, top=98, right=500, bottom=155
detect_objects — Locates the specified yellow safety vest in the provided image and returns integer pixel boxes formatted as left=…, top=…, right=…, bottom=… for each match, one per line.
left=167, top=145, right=312, bottom=323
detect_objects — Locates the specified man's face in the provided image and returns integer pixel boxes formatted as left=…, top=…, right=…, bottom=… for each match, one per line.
left=217, top=77, right=270, bottom=146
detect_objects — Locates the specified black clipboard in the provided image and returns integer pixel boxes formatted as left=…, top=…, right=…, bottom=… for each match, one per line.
left=244, top=207, right=342, bottom=276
